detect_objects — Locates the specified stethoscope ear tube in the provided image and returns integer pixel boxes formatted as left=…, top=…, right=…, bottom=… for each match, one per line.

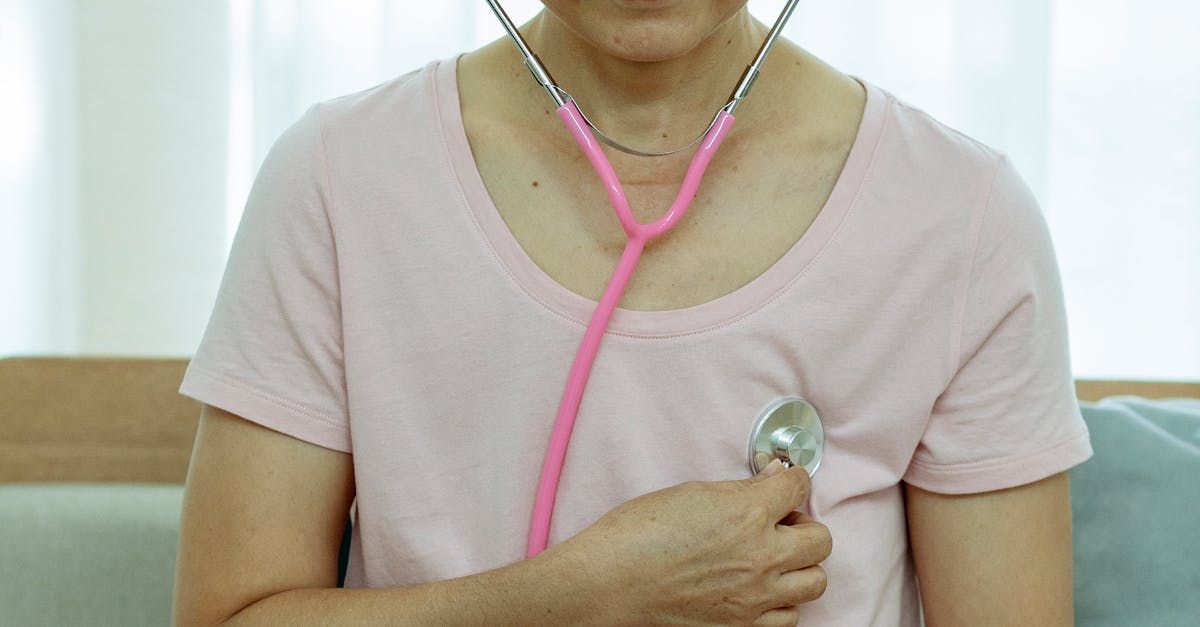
left=485, top=0, right=565, bottom=108
left=725, top=0, right=801, bottom=115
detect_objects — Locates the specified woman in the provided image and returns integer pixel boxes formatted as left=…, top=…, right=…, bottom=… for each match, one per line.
left=173, top=2, right=1092, bottom=625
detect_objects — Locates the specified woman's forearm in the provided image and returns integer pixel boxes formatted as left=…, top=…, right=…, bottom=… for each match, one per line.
left=218, top=543, right=617, bottom=626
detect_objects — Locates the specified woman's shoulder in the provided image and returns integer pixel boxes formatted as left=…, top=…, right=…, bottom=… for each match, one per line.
left=295, top=55, right=460, bottom=185
left=310, top=56, right=451, bottom=145
left=795, top=48, right=1002, bottom=191
left=870, top=81, right=1004, bottom=177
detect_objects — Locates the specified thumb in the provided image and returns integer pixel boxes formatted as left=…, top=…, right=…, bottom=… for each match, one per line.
left=753, top=459, right=812, bottom=522
left=749, top=455, right=785, bottom=483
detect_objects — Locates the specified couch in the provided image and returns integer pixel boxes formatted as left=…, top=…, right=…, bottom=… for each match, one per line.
left=1, top=357, right=1197, bottom=626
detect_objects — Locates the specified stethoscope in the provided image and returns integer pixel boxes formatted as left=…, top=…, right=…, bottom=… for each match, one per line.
left=484, top=0, right=824, bottom=558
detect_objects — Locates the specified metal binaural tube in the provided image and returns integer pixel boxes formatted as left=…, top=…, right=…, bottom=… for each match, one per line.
left=724, top=0, right=802, bottom=115
left=483, top=0, right=566, bottom=108
left=485, top=0, right=804, bottom=157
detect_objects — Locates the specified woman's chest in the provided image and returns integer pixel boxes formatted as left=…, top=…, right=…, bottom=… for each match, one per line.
left=463, top=116, right=854, bottom=312
left=347, top=332, right=927, bottom=588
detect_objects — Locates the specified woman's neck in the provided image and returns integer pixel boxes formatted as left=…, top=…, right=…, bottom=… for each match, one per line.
left=521, top=8, right=773, bottom=153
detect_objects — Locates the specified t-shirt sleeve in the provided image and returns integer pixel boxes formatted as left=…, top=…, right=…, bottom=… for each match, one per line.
left=178, top=103, right=351, bottom=453
left=902, top=152, right=1093, bottom=494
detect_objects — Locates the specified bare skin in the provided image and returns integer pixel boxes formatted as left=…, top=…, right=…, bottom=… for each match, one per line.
left=457, top=5, right=866, bottom=311
left=556, top=456, right=833, bottom=626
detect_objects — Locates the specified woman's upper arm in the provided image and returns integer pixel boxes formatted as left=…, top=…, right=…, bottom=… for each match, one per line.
left=903, top=471, right=1075, bottom=626
left=172, top=403, right=355, bottom=626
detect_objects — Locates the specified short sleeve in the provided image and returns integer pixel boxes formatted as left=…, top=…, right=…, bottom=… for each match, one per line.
left=902, top=153, right=1093, bottom=494
left=179, top=103, right=351, bottom=453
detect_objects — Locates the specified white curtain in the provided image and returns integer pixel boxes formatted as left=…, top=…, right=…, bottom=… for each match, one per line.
left=2, top=0, right=1198, bottom=380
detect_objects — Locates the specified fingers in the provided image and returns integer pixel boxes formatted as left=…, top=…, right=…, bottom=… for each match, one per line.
left=772, top=565, right=828, bottom=607
left=745, top=458, right=827, bottom=626
left=754, top=461, right=812, bottom=522
left=771, top=519, right=833, bottom=573
left=753, top=452, right=773, bottom=474
left=749, top=566, right=828, bottom=626
left=747, top=453, right=785, bottom=485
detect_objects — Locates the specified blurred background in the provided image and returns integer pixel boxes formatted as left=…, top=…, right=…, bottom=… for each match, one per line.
left=1, top=0, right=1198, bottom=379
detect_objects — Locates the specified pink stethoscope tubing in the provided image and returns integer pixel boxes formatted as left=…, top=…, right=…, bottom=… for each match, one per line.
left=525, top=100, right=737, bottom=558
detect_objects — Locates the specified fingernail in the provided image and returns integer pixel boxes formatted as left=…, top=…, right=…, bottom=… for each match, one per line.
left=762, top=459, right=783, bottom=476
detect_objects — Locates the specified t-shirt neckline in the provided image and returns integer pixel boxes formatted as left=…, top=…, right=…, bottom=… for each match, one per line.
left=434, top=52, right=887, bottom=339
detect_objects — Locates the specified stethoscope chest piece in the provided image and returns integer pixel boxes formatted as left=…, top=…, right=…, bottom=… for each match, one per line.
left=748, top=396, right=824, bottom=477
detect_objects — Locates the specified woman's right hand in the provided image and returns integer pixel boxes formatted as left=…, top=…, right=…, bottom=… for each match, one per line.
left=558, top=458, right=832, bottom=626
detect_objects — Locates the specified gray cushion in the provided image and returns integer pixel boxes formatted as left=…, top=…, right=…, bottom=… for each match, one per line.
left=1071, top=396, right=1200, bottom=627
left=0, top=483, right=182, bottom=627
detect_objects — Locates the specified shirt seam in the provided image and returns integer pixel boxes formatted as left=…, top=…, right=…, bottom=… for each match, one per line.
left=187, top=363, right=347, bottom=430
left=948, top=153, right=1008, bottom=377
left=908, top=427, right=1090, bottom=474
left=309, top=102, right=350, bottom=398
left=311, top=102, right=340, bottom=240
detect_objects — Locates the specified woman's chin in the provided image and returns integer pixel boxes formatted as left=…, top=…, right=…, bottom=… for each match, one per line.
left=541, top=0, right=747, bottom=63
left=609, top=0, right=686, bottom=9
left=593, top=29, right=709, bottom=63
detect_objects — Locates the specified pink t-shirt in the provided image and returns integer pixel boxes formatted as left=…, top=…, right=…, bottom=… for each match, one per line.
left=180, top=53, right=1093, bottom=625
